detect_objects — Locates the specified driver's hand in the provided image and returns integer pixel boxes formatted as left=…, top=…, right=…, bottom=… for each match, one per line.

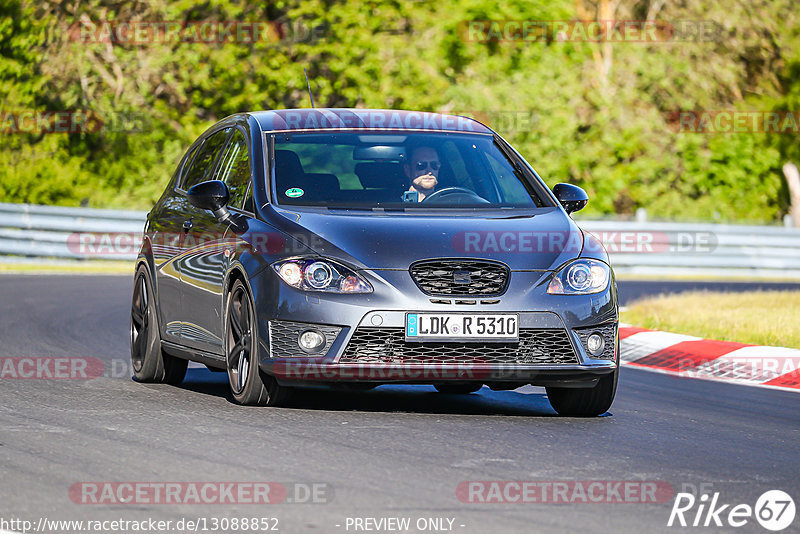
left=413, top=174, right=438, bottom=191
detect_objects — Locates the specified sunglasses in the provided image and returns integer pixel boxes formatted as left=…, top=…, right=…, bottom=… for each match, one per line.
left=414, top=160, right=440, bottom=172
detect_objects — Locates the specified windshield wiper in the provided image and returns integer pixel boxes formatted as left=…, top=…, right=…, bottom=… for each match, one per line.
left=372, top=206, right=407, bottom=212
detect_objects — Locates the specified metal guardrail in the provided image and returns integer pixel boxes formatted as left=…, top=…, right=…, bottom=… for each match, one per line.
left=0, top=202, right=147, bottom=261
left=0, top=202, right=798, bottom=278
left=576, top=219, right=800, bottom=278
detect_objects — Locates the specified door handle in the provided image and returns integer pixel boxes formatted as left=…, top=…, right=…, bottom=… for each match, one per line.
left=182, top=219, right=193, bottom=232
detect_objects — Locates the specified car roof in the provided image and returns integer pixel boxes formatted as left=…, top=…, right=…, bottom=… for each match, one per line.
left=250, top=108, right=493, bottom=134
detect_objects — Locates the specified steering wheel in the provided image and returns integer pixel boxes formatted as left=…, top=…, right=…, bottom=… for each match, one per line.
left=421, top=187, right=489, bottom=204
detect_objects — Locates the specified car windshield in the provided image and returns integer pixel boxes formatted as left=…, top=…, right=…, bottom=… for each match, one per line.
left=271, top=132, right=549, bottom=209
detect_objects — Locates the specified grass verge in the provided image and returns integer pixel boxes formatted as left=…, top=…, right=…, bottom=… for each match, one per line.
left=0, top=260, right=134, bottom=275
left=620, top=290, right=800, bottom=348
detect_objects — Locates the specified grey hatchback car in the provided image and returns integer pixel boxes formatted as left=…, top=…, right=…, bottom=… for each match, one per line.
left=132, top=108, right=618, bottom=416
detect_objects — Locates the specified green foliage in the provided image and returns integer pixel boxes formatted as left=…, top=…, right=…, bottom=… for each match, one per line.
left=0, top=0, right=797, bottom=221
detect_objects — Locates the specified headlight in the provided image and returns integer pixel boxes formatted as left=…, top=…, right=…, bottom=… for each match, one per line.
left=272, top=258, right=372, bottom=293
left=547, top=259, right=610, bottom=295
left=304, top=262, right=333, bottom=289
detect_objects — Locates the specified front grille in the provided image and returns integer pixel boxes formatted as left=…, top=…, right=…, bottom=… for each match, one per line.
left=339, top=328, right=578, bottom=365
left=410, top=260, right=509, bottom=297
left=268, top=320, right=341, bottom=358
left=575, top=323, right=617, bottom=360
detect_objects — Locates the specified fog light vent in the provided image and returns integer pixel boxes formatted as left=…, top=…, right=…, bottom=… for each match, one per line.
left=574, top=323, right=617, bottom=360
left=268, top=321, right=341, bottom=358
left=299, top=329, right=326, bottom=353
left=587, top=333, right=605, bottom=355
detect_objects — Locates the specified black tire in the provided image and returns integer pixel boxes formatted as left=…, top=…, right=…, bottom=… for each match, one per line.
left=225, top=279, right=291, bottom=406
left=434, top=383, right=483, bottom=394
left=546, top=368, right=618, bottom=417
left=130, top=265, right=188, bottom=384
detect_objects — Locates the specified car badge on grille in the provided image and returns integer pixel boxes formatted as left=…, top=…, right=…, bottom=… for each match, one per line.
left=453, top=270, right=472, bottom=284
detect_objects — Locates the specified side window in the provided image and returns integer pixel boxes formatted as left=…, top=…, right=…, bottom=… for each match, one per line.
left=171, top=143, right=199, bottom=189
left=182, top=128, right=231, bottom=190
left=215, top=129, right=250, bottom=209
left=243, top=184, right=254, bottom=213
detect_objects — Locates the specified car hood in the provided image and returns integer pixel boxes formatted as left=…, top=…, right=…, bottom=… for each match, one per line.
left=264, top=206, right=583, bottom=271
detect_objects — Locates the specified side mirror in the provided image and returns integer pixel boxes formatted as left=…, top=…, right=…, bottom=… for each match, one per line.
left=553, top=183, right=588, bottom=214
left=187, top=180, right=235, bottom=224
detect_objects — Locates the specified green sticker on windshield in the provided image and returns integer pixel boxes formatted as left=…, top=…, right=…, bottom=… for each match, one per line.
left=285, top=187, right=304, bottom=198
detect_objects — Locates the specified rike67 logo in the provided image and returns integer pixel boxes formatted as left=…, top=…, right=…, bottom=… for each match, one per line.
left=668, top=489, right=795, bottom=531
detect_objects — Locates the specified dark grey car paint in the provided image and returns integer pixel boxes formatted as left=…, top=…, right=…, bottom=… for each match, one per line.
left=139, top=111, right=618, bottom=386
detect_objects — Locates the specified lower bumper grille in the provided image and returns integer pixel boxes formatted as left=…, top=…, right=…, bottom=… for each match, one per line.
left=268, top=320, right=341, bottom=358
left=575, top=323, right=617, bottom=360
left=338, top=328, right=578, bottom=365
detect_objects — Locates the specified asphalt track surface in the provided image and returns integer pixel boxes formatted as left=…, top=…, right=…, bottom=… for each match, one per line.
left=1, top=275, right=799, bottom=533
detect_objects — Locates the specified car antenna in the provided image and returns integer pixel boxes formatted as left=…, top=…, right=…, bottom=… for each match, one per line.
left=303, top=68, right=315, bottom=108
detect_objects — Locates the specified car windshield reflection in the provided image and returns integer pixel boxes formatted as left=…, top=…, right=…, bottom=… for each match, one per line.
left=272, top=132, right=547, bottom=209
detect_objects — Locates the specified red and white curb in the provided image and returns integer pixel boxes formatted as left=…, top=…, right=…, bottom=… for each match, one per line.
left=619, top=326, right=800, bottom=393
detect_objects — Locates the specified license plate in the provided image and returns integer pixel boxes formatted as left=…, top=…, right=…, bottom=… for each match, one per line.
left=405, top=313, right=519, bottom=342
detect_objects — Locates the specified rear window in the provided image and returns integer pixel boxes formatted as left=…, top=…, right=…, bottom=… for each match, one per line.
left=271, top=132, right=549, bottom=209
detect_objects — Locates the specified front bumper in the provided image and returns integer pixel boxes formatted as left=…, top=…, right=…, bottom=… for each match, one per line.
left=254, top=267, right=619, bottom=386
left=264, top=359, right=617, bottom=387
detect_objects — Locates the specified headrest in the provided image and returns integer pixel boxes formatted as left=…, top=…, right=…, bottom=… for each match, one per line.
left=274, top=150, right=304, bottom=180
left=304, top=173, right=340, bottom=192
left=354, top=162, right=405, bottom=189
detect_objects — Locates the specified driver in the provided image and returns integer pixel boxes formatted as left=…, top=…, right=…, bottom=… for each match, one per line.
left=403, top=145, right=440, bottom=202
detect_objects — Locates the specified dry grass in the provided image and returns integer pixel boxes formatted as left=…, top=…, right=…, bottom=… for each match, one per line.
left=0, top=260, right=133, bottom=275
left=621, top=290, right=800, bottom=348
left=616, top=273, right=800, bottom=282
